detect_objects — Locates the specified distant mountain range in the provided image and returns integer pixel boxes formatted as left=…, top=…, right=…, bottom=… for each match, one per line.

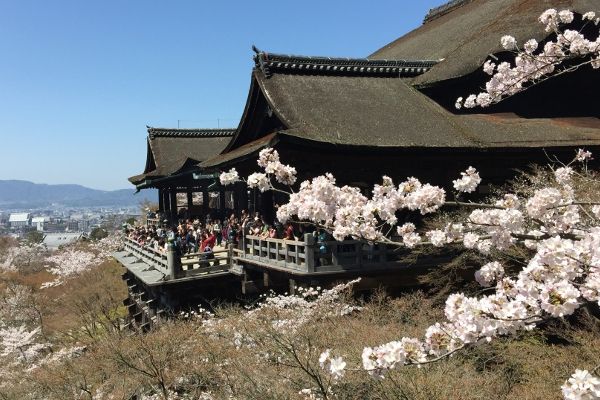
left=0, top=180, right=156, bottom=209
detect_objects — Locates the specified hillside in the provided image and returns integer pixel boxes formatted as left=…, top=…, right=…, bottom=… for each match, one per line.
left=0, top=180, right=155, bottom=208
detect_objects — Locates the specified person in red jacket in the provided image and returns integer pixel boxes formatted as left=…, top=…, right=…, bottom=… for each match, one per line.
left=201, top=231, right=216, bottom=251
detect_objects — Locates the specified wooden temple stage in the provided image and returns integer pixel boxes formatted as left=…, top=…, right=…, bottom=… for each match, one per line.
left=114, top=235, right=446, bottom=329
left=121, top=0, right=600, bottom=329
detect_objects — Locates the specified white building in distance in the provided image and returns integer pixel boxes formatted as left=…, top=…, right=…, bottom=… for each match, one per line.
left=9, top=213, right=30, bottom=228
left=31, top=216, right=50, bottom=231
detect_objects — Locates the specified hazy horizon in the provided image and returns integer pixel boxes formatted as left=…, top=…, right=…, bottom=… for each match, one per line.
left=0, top=178, right=141, bottom=192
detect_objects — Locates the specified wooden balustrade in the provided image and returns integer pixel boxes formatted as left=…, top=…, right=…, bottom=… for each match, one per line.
left=124, top=233, right=395, bottom=279
left=239, top=234, right=392, bottom=273
left=123, top=237, right=230, bottom=280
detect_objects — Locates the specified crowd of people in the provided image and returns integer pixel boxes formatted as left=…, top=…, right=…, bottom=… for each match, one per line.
left=127, top=209, right=306, bottom=256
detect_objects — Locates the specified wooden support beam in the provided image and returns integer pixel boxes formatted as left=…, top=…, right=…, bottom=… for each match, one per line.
left=163, top=190, right=171, bottom=220
left=187, top=191, right=193, bottom=211
left=239, top=185, right=249, bottom=214
left=170, top=190, right=177, bottom=221
left=158, top=188, right=164, bottom=213
left=203, top=190, right=209, bottom=213
left=304, top=234, right=316, bottom=273
left=220, top=190, right=226, bottom=213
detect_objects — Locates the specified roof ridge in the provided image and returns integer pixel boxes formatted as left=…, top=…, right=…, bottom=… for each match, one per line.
left=147, top=126, right=236, bottom=139
left=252, top=47, right=439, bottom=78
left=423, top=0, right=475, bottom=24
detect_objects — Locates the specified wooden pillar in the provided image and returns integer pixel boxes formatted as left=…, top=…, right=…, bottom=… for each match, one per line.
left=249, top=188, right=256, bottom=215
left=158, top=188, right=164, bottom=213
left=166, top=242, right=180, bottom=280
left=202, top=190, right=209, bottom=213
left=304, top=233, right=316, bottom=273
left=260, top=191, right=274, bottom=222
left=219, top=190, right=226, bottom=217
left=239, top=185, right=249, bottom=213
left=170, top=190, right=177, bottom=221
left=163, top=189, right=170, bottom=218
left=187, top=191, right=193, bottom=213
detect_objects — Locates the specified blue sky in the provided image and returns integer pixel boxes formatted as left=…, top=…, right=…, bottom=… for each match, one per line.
left=0, top=0, right=444, bottom=190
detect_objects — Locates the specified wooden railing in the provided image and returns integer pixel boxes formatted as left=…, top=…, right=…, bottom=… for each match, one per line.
left=124, top=237, right=170, bottom=276
left=239, top=234, right=393, bottom=273
left=124, top=233, right=396, bottom=279
left=124, top=237, right=231, bottom=280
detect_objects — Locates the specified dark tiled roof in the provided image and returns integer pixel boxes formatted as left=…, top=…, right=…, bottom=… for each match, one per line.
left=252, top=70, right=600, bottom=148
left=147, top=126, right=235, bottom=139
left=370, top=0, right=600, bottom=86
left=252, top=47, right=439, bottom=78
left=129, top=127, right=235, bottom=185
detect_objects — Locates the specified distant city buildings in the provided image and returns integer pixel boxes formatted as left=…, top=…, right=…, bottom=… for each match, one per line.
left=0, top=205, right=140, bottom=238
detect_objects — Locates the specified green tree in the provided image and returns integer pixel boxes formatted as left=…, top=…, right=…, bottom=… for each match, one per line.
left=24, top=230, right=44, bottom=244
left=90, top=227, right=108, bottom=241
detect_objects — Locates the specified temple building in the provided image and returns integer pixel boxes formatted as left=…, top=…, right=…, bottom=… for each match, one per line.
left=130, top=0, right=600, bottom=222
left=128, top=127, right=237, bottom=222
left=120, top=0, right=600, bottom=327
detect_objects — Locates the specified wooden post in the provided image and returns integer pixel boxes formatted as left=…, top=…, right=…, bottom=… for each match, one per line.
left=219, top=190, right=226, bottom=214
left=166, top=242, right=180, bottom=280
left=158, top=188, right=164, bottom=213
left=304, top=233, right=316, bottom=273
left=239, top=185, right=248, bottom=213
left=202, top=190, right=209, bottom=214
left=163, top=190, right=170, bottom=219
left=380, top=243, right=387, bottom=263
left=170, top=190, right=177, bottom=222
left=284, top=242, right=290, bottom=264
left=242, top=271, right=249, bottom=295
left=187, top=191, right=193, bottom=212
left=227, top=243, right=232, bottom=268
left=289, top=278, right=296, bottom=295
left=263, top=271, right=270, bottom=288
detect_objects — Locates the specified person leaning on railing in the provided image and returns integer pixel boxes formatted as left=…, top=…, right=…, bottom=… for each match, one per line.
left=283, top=221, right=294, bottom=240
left=315, top=229, right=332, bottom=266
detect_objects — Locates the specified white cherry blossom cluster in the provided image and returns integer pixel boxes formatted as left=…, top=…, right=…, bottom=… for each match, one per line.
left=562, top=369, right=600, bottom=400
left=456, top=9, right=600, bottom=109
left=219, top=148, right=297, bottom=192
left=0, top=325, right=46, bottom=363
left=452, top=166, right=481, bottom=193
left=40, top=246, right=110, bottom=288
left=576, top=148, right=594, bottom=162
left=0, top=243, right=47, bottom=272
left=219, top=167, right=239, bottom=186
left=247, top=172, right=270, bottom=192
left=397, top=222, right=421, bottom=248
left=318, top=349, right=346, bottom=379
left=474, top=261, right=505, bottom=286
left=223, top=150, right=449, bottom=241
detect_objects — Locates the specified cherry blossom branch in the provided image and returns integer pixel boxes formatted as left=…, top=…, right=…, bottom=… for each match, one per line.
left=457, top=9, right=600, bottom=109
